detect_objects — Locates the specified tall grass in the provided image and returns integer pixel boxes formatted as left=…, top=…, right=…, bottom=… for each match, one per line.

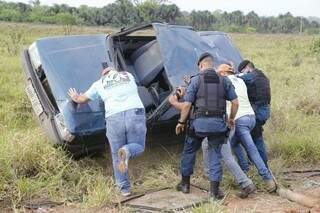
left=232, top=33, right=320, bottom=165
left=0, top=23, right=319, bottom=211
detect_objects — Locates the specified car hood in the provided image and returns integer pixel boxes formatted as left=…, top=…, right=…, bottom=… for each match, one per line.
left=29, top=35, right=108, bottom=135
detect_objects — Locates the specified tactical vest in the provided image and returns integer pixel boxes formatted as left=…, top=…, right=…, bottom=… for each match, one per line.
left=247, top=69, right=271, bottom=105
left=194, top=70, right=226, bottom=117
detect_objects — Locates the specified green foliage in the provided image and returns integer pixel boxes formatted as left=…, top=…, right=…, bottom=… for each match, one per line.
left=2, top=25, right=26, bottom=56
left=310, top=37, right=320, bottom=55
left=136, top=0, right=161, bottom=22
left=55, top=12, right=77, bottom=34
left=0, top=8, right=23, bottom=21
left=245, top=26, right=257, bottom=33
left=0, top=0, right=319, bottom=33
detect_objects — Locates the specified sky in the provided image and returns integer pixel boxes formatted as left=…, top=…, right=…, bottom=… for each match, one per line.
left=4, top=0, right=320, bottom=17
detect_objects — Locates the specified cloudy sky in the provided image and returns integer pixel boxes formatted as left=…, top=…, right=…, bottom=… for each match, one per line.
left=4, top=0, right=320, bottom=17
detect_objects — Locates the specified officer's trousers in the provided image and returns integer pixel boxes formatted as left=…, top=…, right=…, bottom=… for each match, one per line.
left=180, top=132, right=223, bottom=182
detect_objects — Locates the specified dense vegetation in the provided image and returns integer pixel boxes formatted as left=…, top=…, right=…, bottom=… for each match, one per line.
left=0, top=0, right=320, bottom=34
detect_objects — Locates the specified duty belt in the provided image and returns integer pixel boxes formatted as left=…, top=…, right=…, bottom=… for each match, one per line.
left=194, top=110, right=225, bottom=118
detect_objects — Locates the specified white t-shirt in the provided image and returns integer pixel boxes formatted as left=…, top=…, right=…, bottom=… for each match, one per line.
left=226, top=75, right=255, bottom=120
left=85, top=71, right=144, bottom=118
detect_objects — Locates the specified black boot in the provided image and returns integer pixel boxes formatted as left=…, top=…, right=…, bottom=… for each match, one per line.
left=176, top=176, right=190, bottom=194
left=237, top=183, right=256, bottom=199
left=209, top=181, right=224, bottom=200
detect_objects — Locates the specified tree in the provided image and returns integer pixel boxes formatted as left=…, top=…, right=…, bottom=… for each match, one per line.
left=158, top=4, right=180, bottom=23
left=55, top=12, right=77, bottom=34
left=0, top=0, right=319, bottom=34
left=27, top=5, right=46, bottom=22
left=29, top=0, right=40, bottom=7
left=100, top=0, right=139, bottom=26
left=0, top=8, right=23, bottom=22
left=135, top=0, right=162, bottom=23
left=189, top=10, right=216, bottom=30
left=245, top=11, right=260, bottom=28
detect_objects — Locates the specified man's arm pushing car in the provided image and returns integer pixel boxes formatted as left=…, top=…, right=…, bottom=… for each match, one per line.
left=67, top=67, right=114, bottom=104
left=68, top=88, right=91, bottom=104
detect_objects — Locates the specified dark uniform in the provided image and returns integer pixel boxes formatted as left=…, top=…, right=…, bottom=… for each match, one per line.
left=181, top=68, right=237, bottom=184
left=239, top=67, right=271, bottom=167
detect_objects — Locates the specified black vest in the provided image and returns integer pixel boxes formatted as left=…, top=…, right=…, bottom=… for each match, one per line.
left=194, top=70, right=226, bottom=117
left=247, top=69, right=271, bottom=105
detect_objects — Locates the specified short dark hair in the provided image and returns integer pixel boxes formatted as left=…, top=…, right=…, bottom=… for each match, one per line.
left=198, top=52, right=214, bottom=65
left=247, top=62, right=255, bottom=69
left=238, top=60, right=255, bottom=72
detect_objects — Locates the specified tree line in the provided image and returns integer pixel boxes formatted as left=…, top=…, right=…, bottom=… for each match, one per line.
left=0, top=0, right=319, bottom=34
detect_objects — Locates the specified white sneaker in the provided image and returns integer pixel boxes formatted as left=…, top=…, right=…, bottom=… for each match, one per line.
left=121, top=191, right=132, bottom=197
left=118, top=147, right=129, bottom=173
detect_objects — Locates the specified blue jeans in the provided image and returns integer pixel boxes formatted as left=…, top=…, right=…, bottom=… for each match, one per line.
left=232, top=115, right=273, bottom=181
left=254, top=105, right=270, bottom=122
left=106, top=108, right=146, bottom=193
left=202, top=128, right=253, bottom=188
left=252, top=105, right=270, bottom=167
left=231, top=136, right=250, bottom=173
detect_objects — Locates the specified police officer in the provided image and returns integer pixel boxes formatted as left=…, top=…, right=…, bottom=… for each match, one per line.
left=169, top=53, right=239, bottom=200
left=235, top=60, right=271, bottom=169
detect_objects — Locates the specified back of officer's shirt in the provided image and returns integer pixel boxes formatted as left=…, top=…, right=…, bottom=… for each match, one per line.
left=226, top=75, right=254, bottom=120
left=84, top=71, right=144, bottom=118
left=184, top=72, right=237, bottom=133
left=184, top=73, right=237, bottom=104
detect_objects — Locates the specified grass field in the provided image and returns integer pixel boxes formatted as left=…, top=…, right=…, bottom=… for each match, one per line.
left=0, top=22, right=319, bottom=212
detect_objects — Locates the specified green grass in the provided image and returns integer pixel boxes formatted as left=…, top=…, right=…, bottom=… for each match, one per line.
left=231, top=34, right=320, bottom=165
left=0, top=22, right=320, bottom=212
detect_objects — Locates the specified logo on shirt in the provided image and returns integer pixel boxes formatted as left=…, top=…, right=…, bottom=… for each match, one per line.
left=101, top=71, right=130, bottom=89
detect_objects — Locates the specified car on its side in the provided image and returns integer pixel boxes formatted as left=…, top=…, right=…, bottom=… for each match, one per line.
left=21, top=23, right=243, bottom=156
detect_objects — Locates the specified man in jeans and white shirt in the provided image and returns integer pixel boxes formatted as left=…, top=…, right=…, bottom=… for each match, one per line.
left=68, top=67, right=146, bottom=197
left=203, top=64, right=276, bottom=193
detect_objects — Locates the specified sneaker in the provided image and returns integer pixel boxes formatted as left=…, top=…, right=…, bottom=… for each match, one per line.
left=237, top=183, right=256, bottom=199
left=121, top=191, right=131, bottom=197
left=118, top=147, right=129, bottom=173
left=265, top=180, right=277, bottom=193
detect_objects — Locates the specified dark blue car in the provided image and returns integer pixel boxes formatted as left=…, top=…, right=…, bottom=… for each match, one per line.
left=21, top=23, right=243, bottom=156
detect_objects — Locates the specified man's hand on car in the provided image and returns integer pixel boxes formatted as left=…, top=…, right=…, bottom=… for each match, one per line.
left=68, top=88, right=80, bottom=102
left=68, top=88, right=90, bottom=104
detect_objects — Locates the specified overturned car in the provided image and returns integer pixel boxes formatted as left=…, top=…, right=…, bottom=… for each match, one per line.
left=22, top=23, right=243, bottom=156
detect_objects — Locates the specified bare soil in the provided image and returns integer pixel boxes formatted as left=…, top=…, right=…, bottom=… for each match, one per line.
left=224, top=174, right=320, bottom=213
left=21, top=175, right=320, bottom=213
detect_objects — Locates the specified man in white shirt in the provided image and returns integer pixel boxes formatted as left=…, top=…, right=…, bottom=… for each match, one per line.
left=204, top=64, right=276, bottom=193
left=68, top=67, right=146, bottom=197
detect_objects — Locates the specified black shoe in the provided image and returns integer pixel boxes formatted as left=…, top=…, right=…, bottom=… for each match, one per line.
left=176, top=176, right=190, bottom=194
left=209, top=181, right=225, bottom=200
left=237, top=183, right=256, bottom=199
